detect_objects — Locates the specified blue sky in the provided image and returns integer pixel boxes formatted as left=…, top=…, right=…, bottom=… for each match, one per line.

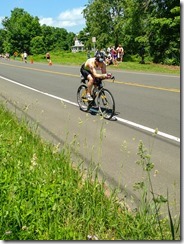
left=0, top=0, right=88, bottom=33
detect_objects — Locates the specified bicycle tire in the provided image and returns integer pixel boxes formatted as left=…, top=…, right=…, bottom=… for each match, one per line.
left=77, top=84, right=90, bottom=112
left=97, top=88, right=115, bottom=120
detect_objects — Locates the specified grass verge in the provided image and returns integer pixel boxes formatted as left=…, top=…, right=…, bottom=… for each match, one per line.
left=0, top=103, right=180, bottom=240
left=13, top=51, right=180, bottom=75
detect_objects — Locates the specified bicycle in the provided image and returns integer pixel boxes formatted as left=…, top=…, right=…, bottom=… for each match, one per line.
left=77, top=75, right=115, bottom=120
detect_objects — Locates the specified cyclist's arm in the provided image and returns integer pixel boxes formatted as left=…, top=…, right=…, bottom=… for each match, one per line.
left=101, top=62, right=107, bottom=74
left=90, top=63, right=107, bottom=79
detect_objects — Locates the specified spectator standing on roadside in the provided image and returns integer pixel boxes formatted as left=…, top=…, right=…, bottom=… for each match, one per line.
left=13, top=51, right=18, bottom=60
left=46, top=52, right=51, bottom=62
left=111, top=46, right=118, bottom=66
left=23, top=51, right=28, bottom=63
left=5, top=53, right=10, bottom=60
left=116, top=44, right=124, bottom=62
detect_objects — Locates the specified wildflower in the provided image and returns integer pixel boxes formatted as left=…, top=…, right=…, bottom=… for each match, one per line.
left=30, top=153, right=37, bottom=170
left=22, top=226, right=28, bottom=230
left=53, top=143, right=61, bottom=154
left=87, top=235, right=98, bottom=240
left=31, top=153, right=37, bottom=166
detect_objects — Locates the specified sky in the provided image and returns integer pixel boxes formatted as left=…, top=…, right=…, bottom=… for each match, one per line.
left=0, top=0, right=88, bottom=34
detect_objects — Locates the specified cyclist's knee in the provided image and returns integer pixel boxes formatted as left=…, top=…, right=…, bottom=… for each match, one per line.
left=87, top=75, right=94, bottom=84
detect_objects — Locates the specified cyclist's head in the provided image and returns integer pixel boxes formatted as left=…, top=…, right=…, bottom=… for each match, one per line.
left=95, top=51, right=106, bottom=63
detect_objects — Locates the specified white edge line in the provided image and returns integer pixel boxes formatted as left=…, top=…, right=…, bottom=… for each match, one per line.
left=1, top=75, right=180, bottom=143
left=0, top=75, right=78, bottom=107
left=116, top=116, right=180, bottom=143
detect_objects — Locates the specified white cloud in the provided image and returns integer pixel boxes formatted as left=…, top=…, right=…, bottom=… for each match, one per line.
left=0, top=7, right=86, bottom=32
left=39, top=7, right=85, bottom=32
left=39, top=17, right=54, bottom=26
left=58, top=7, right=84, bottom=21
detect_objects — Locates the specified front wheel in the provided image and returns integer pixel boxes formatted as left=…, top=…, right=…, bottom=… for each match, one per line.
left=77, top=84, right=89, bottom=112
left=97, top=88, right=115, bottom=120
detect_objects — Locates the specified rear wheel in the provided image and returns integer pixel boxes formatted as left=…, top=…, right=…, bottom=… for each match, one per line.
left=97, top=88, right=115, bottom=120
left=77, top=84, right=89, bottom=112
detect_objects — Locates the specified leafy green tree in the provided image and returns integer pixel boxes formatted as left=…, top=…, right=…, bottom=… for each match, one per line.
left=147, top=0, right=180, bottom=64
left=65, top=32, right=76, bottom=50
left=0, top=29, right=6, bottom=53
left=30, top=36, right=46, bottom=54
left=77, top=29, right=91, bottom=50
left=41, top=25, right=55, bottom=51
left=2, top=8, right=41, bottom=54
left=52, top=27, right=68, bottom=50
left=2, top=40, right=13, bottom=54
left=83, top=0, right=126, bottom=49
left=82, top=0, right=180, bottom=64
left=41, top=25, right=73, bottom=51
left=122, top=0, right=149, bottom=56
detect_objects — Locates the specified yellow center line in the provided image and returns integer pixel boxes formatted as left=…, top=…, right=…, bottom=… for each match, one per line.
left=0, top=61, right=180, bottom=93
left=0, top=61, right=74, bottom=76
left=108, top=80, right=180, bottom=93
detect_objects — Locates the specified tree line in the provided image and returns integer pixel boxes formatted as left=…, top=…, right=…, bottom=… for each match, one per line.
left=79, top=0, right=180, bottom=65
left=0, top=0, right=180, bottom=65
left=0, top=8, right=76, bottom=57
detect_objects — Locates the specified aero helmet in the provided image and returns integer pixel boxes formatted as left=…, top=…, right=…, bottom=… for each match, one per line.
left=95, top=51, right=105, bottom=63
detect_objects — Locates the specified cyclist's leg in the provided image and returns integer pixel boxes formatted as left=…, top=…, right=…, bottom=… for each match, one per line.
left=86, top=74, right=94, bottom=96
left=80, top=65, right=87, bottom=80
left=80, top=67, right=94, bottom=101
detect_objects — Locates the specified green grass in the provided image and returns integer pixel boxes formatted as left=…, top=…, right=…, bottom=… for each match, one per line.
left=0, top=103, right=180, bottom=240
left=14, top=51, right=180, bottom=75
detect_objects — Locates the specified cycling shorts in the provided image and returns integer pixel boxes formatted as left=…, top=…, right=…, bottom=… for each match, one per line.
left=80, top=63, right=93, bottom=79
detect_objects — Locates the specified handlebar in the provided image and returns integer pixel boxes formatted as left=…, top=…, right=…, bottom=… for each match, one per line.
left=111, top=76, right=115, bottom=82
left=106, top=73, right=115, bottom=81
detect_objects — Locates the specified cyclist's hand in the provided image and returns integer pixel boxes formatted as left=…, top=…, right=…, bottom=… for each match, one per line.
left=106, top=73, right=115, bottom=80
left=106, top=73, right=112, bottom=79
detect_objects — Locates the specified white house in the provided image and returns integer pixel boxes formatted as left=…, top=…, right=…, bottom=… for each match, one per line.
left=71, top=38, right=84, bottom=52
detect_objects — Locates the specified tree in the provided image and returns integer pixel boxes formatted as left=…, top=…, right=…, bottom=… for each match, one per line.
left=65, top=32, right=76, bottom=50
left=51, top=27, right=68, bottom=50
left=2, top=8, right=41, bottom=54
left=77, top=29, right=91, bottom=50
left=30, top=36, right=46, bottom=54
left=83, top=0, right=126, bottom=49
left=82, top=0, right=180, bottom=64
left=41, top=25, right=55, bottom=51
left=147, top=0, right=180, bottom=64
left=0, top=29, right=6, bottom=53
left=122, top=0, right=149, bottom=55
left=41, top=25, right=73, bottom=51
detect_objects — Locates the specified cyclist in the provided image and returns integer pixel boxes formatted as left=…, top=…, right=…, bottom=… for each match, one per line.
left=80, top=51, right=112, bottom=101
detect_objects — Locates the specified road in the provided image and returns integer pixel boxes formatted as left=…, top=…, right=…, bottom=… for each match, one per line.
left=0, top=59, right=180, bottom=216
